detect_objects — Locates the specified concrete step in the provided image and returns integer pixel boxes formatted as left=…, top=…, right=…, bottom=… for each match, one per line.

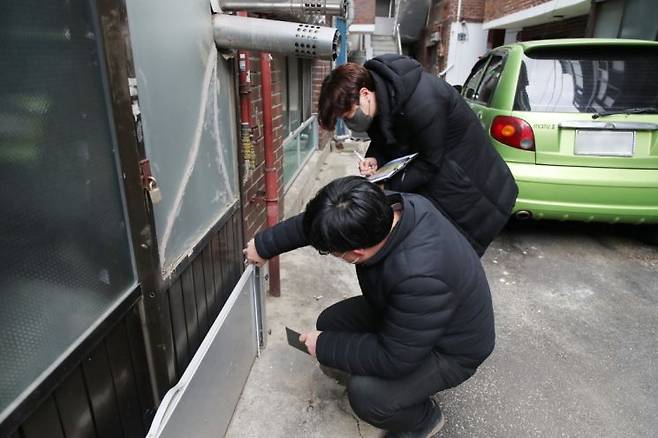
left=372, top=43, right=397, bottom=51
left=373, top=45, right=397, bottom=52
left=373, top=48, right=397, bottom=56
left=373, top=41, right=396, bottom=48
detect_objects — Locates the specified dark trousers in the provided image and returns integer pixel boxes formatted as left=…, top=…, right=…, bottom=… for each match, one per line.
left=316, top=296, right=480, bottom=433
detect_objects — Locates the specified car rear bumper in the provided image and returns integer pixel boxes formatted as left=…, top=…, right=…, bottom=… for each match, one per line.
left=508, top=163, right=658, bottom=224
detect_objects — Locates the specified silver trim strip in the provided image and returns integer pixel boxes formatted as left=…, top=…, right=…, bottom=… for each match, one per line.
left=559, top=121, right=658, bottom=131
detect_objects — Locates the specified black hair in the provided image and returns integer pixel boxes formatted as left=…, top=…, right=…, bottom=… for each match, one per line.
left=302, top=176, right=393, bottom=253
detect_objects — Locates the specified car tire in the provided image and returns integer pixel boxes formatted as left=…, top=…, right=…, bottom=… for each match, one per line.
left=636, top=225, right=658, bottom=245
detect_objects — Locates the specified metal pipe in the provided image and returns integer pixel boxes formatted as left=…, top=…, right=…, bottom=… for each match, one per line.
left=260, top=52, right=281, bottom=297
left=219, top=0, right=347, bottom=17
left=213, top=14, right=339, bottom=60
left=439, top=64, right=454, bottom=78
left=395, top=23, right=402, bottom=54
left=515, top=210, right=532, bottom=221
left=283, top=113, right=316, bottom=143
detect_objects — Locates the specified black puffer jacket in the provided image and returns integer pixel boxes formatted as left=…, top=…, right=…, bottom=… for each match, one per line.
left=255, top=193, right=495, bottom=378
left=363, top=54, right=518, bottom=256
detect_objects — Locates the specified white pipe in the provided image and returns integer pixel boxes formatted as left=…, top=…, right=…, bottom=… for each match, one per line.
left=439, top=64, right=454, bottom=77
left=457, top=0, right=463, bottom=22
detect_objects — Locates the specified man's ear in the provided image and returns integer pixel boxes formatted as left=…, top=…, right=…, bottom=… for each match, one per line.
left=353, top=248, right=367, bottom=257
left=359, top=87, right=370, bottom=97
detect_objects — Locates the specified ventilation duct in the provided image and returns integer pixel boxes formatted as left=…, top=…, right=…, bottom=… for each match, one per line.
left=213, top=14, right=339, bottom=60
left=218, top=0, right=347, bottom=17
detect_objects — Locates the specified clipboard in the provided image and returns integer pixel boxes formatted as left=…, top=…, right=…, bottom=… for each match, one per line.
left=285, top=327, right=310, bottom=355
left=367, top=153, right=418, bottom=183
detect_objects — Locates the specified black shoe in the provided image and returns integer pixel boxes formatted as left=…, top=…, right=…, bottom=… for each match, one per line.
left=385, top=400, right=445, bottom=438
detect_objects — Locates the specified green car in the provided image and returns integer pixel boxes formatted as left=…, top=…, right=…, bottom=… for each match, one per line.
left=460, top=39, right=658, bottom=240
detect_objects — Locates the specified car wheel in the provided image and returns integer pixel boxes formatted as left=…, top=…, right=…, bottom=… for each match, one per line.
left=636, top=225, right=658, bottom=245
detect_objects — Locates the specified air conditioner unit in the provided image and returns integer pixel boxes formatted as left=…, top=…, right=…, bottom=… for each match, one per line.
left=429, top=31, right=441, bottom=43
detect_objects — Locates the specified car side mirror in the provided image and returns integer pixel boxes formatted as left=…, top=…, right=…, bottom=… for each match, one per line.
left=453, top=84, right=463, bottom=94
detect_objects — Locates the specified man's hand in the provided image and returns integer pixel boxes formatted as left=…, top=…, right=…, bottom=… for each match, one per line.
left=243, top=238, right=267, bottom=267
left=299, top=330, right=322, bottom=357
left=358, top=157, right=378, bottom=177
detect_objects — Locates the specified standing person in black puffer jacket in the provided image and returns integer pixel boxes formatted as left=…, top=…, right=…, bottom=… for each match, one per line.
left=243, top=176, right=495, bottom=437
left=318, top=54, right=518, bottom=256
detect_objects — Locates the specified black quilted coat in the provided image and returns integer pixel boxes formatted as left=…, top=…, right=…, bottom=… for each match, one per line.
left=255, top=193, right=495, bottom=378
left=363, top=54, right=518, bottom=256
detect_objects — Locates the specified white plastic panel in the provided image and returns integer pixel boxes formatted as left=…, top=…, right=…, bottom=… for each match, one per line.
left=147, top=265, right=263, bottom=438
left=124, top=0, right=239, bottom=278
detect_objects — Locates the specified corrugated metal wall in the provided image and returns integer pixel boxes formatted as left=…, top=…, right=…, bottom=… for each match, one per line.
left=17, top=307, right=154, bottom=438
left=167, top=213, right=244, bottom=378
left=13, top=211, right=244, bottom=438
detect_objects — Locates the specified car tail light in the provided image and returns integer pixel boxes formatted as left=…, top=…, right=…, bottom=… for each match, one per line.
left=490, top=115, right=535, bottom=151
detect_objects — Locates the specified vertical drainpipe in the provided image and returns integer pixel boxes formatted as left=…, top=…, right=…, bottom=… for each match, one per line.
left=235, top=12, right=280, bottom=296
left=260, top=51, right=281, bottom=297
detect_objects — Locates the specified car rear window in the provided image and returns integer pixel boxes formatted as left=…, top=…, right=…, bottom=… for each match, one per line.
left=514, top=46, right=658, bottom=113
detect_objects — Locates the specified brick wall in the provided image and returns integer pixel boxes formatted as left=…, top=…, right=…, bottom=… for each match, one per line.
left=419, top=0, right=456, bottom=73
left=241, top=56, right=334, bottom=241
left=518, top=14, right=588, bottom=40
left=417, top=0, right=485, bottom=74
left=312, top=60, right=333, bottom=148
left=484, top=0, right=550, bottom=22
left=241, top=53, right=286, bottom=242
left=352, top=0, right=375, bottom=24
left=451, top=0, right=485, bottom=22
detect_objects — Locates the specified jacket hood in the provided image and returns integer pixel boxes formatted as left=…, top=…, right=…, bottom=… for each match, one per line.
left=364, top=54, right=423, bottom=144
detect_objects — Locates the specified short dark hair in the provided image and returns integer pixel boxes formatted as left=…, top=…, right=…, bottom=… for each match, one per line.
left=303, top=176, right=393, bottom=253
left=318, top=63, right=375, bottom=130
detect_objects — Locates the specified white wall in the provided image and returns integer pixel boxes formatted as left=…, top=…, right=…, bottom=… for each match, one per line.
left=444, top=22, right=488, bottom=86
left=504, top=28, right=522, bottom=44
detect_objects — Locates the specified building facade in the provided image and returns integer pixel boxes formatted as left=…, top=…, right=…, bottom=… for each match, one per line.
left=349, top=0, right=658, bottom=86
left=422, top=0, right=592, bottom=85
left=0, top=0, right=337, bottom=436
left=418, top=0, right=657, bottom=85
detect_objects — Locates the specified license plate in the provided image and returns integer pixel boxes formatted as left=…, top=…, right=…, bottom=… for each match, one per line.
left=574, top=130, right=635, bottom=157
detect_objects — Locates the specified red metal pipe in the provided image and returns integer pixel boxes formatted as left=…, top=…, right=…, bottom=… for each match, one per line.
left=260, top=52, right=281, bottom=297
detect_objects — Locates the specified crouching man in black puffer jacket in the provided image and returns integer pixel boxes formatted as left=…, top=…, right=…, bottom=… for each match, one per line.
left=244, top=176, right=495, bottom=437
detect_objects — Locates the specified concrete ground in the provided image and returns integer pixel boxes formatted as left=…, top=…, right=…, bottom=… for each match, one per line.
left=226, top=147, right=658, bottom=438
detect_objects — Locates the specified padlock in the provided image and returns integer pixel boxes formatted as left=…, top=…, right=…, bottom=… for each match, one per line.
left=147, top=177, right=162, bottom=204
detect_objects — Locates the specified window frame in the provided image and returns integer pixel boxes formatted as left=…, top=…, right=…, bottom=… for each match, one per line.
left=513, top=45, right=658, bottom=113
left=462, top=55, right=491, bottom=101
left=282, top=57, right=313, bottom=139
left=473, top=51, right=507, bottom=106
